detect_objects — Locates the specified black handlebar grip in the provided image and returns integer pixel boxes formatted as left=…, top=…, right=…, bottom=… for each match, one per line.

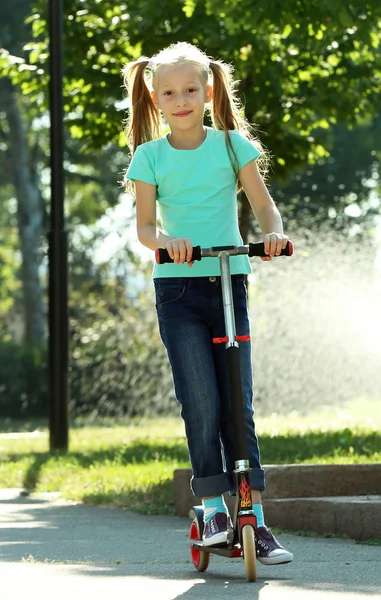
left=248, top=240, right=294, bottom=257
left=155, top=246, right=202, bottom=264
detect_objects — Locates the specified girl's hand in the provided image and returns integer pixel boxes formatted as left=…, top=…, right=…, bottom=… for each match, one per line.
left=261, top=233, right=289, bottom=261
left=164, top=237, right=194, bottom=267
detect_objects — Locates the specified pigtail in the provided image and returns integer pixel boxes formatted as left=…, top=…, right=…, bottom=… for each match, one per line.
left=122, top=58, right=161, bottom=154
left=209, top=60, right=243, bottom=132
left=209, top=60, right=269, bottom=182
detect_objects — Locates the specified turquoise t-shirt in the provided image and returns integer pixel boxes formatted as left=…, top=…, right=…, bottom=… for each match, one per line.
left=126, top=127, right=261, bottom=277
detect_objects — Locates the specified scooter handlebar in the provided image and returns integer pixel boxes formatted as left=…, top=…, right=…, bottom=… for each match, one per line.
left=155, top=241, right=293, bottom=264
left=155, top=246, right=202, bottom=264
left=248, top=240, right=294, bottom=257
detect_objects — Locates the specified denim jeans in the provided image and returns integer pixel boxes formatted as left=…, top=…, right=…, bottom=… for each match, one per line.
left=154, top=275, right=265, bottom=498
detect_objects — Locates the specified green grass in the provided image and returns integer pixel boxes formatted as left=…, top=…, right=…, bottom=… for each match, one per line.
left=0, top=399, right=380, bottom=515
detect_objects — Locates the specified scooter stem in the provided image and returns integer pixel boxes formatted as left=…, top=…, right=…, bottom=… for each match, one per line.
left=218, top=251, right=250, bottom=465
left=219, top=252, right=238, bottom=347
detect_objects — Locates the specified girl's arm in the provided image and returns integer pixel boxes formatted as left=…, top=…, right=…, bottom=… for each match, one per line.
left=239, top=160, right=288, bottom=260
left=134, top=180, right=193, bottom=264
left=134, top=180, right=168, bottom=250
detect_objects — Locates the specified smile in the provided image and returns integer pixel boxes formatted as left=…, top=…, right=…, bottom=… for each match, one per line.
left=173, top=111, right=193, bottom=117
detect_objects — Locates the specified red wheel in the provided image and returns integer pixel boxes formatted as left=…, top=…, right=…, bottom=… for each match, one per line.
left=189, top=518, right=210, bottom=572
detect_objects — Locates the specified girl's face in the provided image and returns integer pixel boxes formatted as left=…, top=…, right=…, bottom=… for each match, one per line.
left=151, top=62, right=212, bottom=132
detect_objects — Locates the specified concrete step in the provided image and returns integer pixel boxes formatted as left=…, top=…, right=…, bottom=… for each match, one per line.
left=263, top=496, right=381, bottom=541
left=174, top=465, right=381, bottom=540
left=258, top=463, right=381, bottom=499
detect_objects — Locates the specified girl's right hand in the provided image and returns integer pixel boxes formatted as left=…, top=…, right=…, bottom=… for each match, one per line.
left=164, top=238, right=194, bottom=267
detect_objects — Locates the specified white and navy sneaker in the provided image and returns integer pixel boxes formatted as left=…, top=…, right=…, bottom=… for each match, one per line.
left=202, top=512, right=233, bottom=546
left=256, top=526, right=294, bottom=565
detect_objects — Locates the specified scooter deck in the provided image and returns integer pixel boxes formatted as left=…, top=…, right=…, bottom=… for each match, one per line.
left=190, top=539, right=243, bottom=558
left=191, top=539, right=231, bottom=548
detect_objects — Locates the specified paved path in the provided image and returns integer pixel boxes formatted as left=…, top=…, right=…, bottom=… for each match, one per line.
left=0, top=489, right=380, bottom=599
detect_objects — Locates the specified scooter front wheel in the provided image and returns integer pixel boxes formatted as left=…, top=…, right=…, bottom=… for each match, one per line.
left=242, top=524, right=257, bottom=582
left=190, top=519, right=210, bottom=572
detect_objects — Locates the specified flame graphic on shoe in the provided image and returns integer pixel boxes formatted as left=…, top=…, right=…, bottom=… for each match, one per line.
left=239, top=478, right=252, bottom=507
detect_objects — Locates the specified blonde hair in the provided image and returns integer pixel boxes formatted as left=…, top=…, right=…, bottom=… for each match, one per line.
left=122, top=42, right=269, bottom=189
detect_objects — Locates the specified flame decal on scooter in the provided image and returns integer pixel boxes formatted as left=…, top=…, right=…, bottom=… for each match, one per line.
left=239, top=477, right=252, bottom=508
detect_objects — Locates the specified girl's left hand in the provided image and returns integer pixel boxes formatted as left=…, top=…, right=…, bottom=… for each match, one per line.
left=261, top=233, right=289, bottom=261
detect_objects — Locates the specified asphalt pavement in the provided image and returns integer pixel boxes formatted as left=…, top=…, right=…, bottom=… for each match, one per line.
left=0, top=489, right=380, bottom=600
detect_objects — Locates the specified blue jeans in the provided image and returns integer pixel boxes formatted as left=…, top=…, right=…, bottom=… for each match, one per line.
left=154, top=275, right=265, bottom=497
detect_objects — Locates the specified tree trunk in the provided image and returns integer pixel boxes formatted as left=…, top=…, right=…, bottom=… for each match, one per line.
left=3, top=82, right=45, bottom=345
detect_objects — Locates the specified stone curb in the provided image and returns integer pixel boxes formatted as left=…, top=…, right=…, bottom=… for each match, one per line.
left=173, top=465, right=381, bottom=540
left=263, top=496, right=381, bottom=541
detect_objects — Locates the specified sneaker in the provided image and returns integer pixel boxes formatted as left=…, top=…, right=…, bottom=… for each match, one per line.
left=202, top=512, right=233, bottom=546
left=255, top=526, right=294, bottom=565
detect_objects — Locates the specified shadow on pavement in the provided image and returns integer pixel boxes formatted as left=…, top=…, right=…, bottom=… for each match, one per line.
left=0, top=492, right=380, bottom=599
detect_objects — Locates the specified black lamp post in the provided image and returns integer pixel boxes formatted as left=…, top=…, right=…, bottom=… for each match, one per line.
left=48, top=0, right=69, bottom=451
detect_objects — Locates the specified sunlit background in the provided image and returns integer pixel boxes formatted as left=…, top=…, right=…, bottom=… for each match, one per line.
left=0, top=1, right=380, bottom=425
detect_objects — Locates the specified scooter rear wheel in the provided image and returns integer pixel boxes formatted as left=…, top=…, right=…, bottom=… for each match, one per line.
left=242, top=524, right=257, bottom=582
left=190, top=519, right=210, bottom=572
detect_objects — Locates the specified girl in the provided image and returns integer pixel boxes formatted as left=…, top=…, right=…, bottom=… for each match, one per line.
left=123, top=42, right=293, bottom=565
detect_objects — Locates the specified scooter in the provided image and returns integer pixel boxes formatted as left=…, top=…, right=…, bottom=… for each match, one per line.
left=155, top=241, right=293, bottom=582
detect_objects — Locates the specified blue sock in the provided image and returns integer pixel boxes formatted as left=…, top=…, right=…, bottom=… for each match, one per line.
left=202, top=496, right=227, bottom=523
left=252, top=503, right=265, bottom=528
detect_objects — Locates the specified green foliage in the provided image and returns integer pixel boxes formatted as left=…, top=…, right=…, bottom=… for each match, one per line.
left=69, top=285, right=176, bottom=418
left=272, top=115, right=381, bottom=228
left=2, top=0, right=381, bottom=179
left=0, top=188, right=22, bottom=338
left=0, top=341, right=47, bottom=417
left=0, top=242, right=20, bottom=332
left=0, top=288, right=175, bottom=419
left=67, top=232, right=176, bottom=418
left=0, top=229, right=176, bottom=419
left=0, top=0, right=33, bottom=53
left=1, top=0, right=380, bottom=245
left=1, top=0, right=380, bottom=420
left=64, top=143, right=129, bottom=226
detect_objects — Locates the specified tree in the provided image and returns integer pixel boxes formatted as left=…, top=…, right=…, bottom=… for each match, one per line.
left=2, top=0, right=380, bottom=232
left=271, top=114, right=381, bottom=231
left=0, top=0, right=45, bottom=344
left=3, top=1, right=380, bottom=164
